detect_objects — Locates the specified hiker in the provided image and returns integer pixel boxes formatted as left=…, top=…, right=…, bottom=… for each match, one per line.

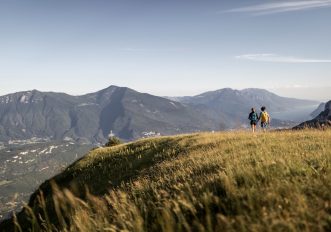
left=259, top=106, right=270, bottom=132
left=248, top=108, right=259, bottom=133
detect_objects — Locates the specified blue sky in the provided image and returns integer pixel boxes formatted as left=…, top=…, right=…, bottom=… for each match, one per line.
left=0, top=0, right=330, bottom=100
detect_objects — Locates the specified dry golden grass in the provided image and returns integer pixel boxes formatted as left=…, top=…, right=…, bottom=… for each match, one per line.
left=2, top=130, right=331, bottom=231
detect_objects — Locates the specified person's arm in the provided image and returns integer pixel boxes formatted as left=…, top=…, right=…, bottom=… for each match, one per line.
left=268, top=113, right=271, bottom=124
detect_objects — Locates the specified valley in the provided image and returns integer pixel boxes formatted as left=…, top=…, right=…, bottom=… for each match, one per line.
left=0, top=140, right=92, bottom=220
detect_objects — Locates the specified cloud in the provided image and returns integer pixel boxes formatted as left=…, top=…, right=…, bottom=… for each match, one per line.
left=120, top=47, right=187, bottom=52
left=226, top=0, right=331, bottom=15
left=236, top=54, right=331, bottom=63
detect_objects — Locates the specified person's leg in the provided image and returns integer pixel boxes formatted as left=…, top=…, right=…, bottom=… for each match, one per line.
left=251, top=122, right=256, bottom=132
left=261, top=123, right=265, bottom=132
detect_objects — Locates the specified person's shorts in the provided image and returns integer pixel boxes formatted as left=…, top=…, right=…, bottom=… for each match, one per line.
left=250, top=121, right=257, bottom=125
left=261, top=122, right=268, bottom=128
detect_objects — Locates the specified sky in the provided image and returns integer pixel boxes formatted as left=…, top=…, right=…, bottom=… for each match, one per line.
left=0, top=0, right=330, bottom=101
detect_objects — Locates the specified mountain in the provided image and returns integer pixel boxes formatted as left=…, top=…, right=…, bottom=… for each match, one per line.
left=310, top=102, right=326, bottom=118
left=0, top=86, right=218, bottom=143
left=0, top=86, right=318, bottom=143
left=171, top=88, right=318, bottom=128
left=294, top=100, right=331, bottom=129
left=0, top=90, right=81, bottom=141
left=1, top=130, right=330, bottom=231
left=174, top=88, right=317, bottom=110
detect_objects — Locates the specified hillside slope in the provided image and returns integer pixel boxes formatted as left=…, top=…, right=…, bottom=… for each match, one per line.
left=311, top=102, right=326, bottom=118
left=294, top=100, right=331, bottom=129
left=1, top=130, right=331, bottom=231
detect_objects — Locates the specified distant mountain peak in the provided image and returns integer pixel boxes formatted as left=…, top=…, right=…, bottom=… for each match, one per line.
left=90, top=85, right=135, bottom=96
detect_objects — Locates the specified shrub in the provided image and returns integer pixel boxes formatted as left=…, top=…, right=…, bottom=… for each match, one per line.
left=105, top=136, right=122, bottom=147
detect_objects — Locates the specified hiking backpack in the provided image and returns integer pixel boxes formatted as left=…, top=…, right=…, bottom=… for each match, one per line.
left=249, top=112, right=258, bottom=121
left=261, top=112, right=269, bottom=122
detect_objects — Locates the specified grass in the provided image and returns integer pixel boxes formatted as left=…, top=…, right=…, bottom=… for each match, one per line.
left=1, top=130, right=331, bottom=231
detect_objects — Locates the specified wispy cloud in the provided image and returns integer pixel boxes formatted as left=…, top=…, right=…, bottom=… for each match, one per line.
left=120, top=47, right=187, bottom=52
left=226, top=0, right=331, bottom=15
left=236, top=54, right=331, bottom=63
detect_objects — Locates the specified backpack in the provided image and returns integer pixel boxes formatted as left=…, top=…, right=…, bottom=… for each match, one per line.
left=260, top=111, right=269, bottom=123
left=249, top=112, right=258, bottom=121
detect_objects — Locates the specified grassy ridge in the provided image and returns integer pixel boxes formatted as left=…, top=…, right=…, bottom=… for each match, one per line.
left=1, top=130, right=331, bottom=231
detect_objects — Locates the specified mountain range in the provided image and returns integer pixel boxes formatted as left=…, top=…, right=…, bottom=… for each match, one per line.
left=0, top=86, right=318, bottom=143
